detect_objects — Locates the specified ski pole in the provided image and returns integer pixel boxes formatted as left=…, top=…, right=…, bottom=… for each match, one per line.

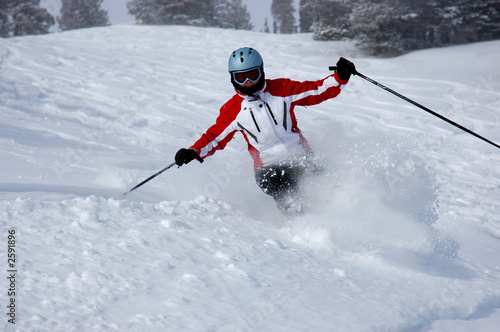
left=123, top=152, right=204, bottom=196
left=329, top=65, right=500, bottom=150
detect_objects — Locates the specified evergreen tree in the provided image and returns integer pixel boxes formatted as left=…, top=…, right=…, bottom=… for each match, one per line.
left=58, top=0, right=109, bottom=31
left=347, top=0, right=414, bottom=55
left=271, top=0, right=297, bottom=34
left=443, top=0, right=500, bottom=44
left=304, top=0, right=500, bottom=55
left=0, top=2, right=10, bottom=37
left=304, top=0, right=352, bottom=40
left=0, top=0, right=54, bottom=38
left=298, top=0, right=313, bottom=32
left=263, top=18, right=270, bottom=33
left=127, top=0, right=216, bottom=26
left=214, top=0, right=253, bottom=30
left=127, top=0, right=164, bottom=25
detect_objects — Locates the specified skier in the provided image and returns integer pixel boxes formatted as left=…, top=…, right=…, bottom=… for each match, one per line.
left=175, top=47, right=355, bottom=215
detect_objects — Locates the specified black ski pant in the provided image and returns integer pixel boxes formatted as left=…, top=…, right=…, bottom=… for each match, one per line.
left=255, top=165, right=305, bottom=215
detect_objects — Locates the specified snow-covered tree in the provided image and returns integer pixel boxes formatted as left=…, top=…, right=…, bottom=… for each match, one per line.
left=58, top=0, right=109, bottom=31
left=303, top=0, right=351, bottom=40
left=0, top=2, right=10, bottom=37
left=347, top=0, right=415, bottom=55
left=303, top=0, right=500, bottom=55
left=263, top=18, right=270, bottom=33
left=127, top=0, right=163, bottom=25
left=214, top=0, right=253, bottom=30
left=0, top=0, right=54, bottom=38
left=127, top=0, right=255, bottom=30
left=438, top=0, right=500, bottom=44
left=127, top=0, right=216, bottom=26
left=298, top=0, right=313, bottom=32
left=271, top=0, right=297, bottom=34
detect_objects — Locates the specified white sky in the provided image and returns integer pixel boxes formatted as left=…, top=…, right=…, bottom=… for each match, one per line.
left=41, top=0, right=301, bottom=32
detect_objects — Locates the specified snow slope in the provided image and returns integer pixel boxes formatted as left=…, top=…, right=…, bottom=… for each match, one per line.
left=1, top=24, right=500, bottom=331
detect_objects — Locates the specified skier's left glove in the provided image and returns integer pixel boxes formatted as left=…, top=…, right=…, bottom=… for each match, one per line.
left=175, top=148, right=202, bottom=166
left=336, top=57, right=356, bottom=81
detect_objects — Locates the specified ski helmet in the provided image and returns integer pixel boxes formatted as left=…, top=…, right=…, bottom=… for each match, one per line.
left=228, top=47, right=263, bottom=73
left=228, top=47, right=265, bottom=95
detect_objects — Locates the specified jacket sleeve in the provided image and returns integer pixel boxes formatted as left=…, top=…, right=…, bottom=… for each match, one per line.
left=189, top=96, right=241, bottom=159
left=273, top=72, right=348, bottom=107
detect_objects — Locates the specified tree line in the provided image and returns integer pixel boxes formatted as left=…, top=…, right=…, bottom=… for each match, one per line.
left=127, top=0, right=253, bottom=30
left=1, top=0, right=108, bottom=38
left=2, top=0, right=499, bottom=56
left=0, top=0, right=254, bottom=38
left=300, top=0, right=500, bottom=55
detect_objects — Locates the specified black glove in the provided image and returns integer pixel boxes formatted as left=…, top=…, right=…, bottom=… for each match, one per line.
left=336, top=57, right=356, bottom=81
left=175, top=148, right=199, bottom=166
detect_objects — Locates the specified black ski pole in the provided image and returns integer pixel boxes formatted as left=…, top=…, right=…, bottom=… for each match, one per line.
left=123, top=152, right=204, bottom=196
left=329, top=65, right=500, bottom=150
left=123, top=162, right=176, bottom=196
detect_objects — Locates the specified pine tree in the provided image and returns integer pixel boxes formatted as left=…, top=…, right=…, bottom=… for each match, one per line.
left=271, top=0, right=297, bottom=34
left=0, top=0, right=54, bottom=38
left=58, top=0, right=109, bottom=31
left=263, top=18, right=270, bottom=33
left=445, top=0, right=500, bottom=44
left=348, top=0, right=414, bottom=55
left=127, top=0, right=216, bottom=26
left=298, top=0, right=313, bottom=32
left=303, top=0, right=352, bottom=40
left=127, top=0, right=164, bottom=25
left=214, top=0, right=253, bottom=30
left=0, top=2, right=10, bottom=37
left=305, top=0, right=500, bottom=55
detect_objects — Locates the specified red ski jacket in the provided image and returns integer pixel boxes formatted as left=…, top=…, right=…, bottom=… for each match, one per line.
left=190, top=72, right=348, bottom=170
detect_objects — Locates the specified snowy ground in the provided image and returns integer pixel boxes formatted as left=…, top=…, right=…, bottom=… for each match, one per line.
left=1, top=25, right=500, bottom=331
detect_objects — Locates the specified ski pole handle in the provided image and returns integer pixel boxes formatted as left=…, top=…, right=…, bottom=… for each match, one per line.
left=329, top=66, right=358, bottom=75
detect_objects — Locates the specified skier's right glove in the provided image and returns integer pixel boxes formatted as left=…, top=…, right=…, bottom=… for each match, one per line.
left=336, top=57, right=356, bottom=81
left=175, top=148, right=203, bottom=166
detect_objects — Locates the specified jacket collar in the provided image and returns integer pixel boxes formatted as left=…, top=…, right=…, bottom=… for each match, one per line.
left=235, top=80, right=267, bottom=100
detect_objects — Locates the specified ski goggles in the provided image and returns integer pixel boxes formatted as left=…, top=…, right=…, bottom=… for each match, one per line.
left=232, top=67, right=262, bottom=85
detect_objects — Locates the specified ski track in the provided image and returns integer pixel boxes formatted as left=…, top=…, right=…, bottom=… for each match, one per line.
left=1, top=25, right=500, bottom=331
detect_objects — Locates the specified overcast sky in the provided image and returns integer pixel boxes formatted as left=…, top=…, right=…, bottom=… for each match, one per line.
left=40, top=0, right=301, bottom=32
